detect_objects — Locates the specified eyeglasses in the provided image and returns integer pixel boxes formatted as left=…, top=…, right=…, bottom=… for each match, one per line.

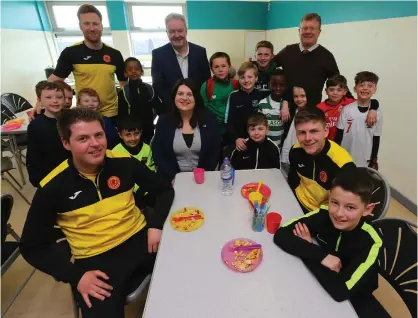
left=166, top=28, right=186, bottom=35
left=300, top=26, right=320, bottom=32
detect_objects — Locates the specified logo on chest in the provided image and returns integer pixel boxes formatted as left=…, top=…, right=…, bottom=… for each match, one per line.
left=103, top=55, right=111, bottom=63
left=107, top=176, right=120, bottom=190
left=319, top=171, right=328, bottom=183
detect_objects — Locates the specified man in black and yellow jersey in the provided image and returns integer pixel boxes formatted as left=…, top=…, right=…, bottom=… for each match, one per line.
left=288, top=109, right=355, bottom=214
left=275, top=168, right=388, bottom=317
left=20, top=108, right=174, bottom=318
left=48, top=4, right=127, bottom=119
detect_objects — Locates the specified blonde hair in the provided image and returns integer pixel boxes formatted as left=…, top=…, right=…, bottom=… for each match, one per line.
left=238, top=62, right=258, bottom=78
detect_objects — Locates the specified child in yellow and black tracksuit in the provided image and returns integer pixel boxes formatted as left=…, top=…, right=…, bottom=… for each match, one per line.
left=275, top=167, right=389, bottom=317
left=113, top=116, right=156, bottom=208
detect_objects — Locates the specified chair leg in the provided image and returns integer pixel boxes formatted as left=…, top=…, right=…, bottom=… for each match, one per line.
left=72, top=288, right=80, bottom=318
left=6, top=171, right=23, bottom=189
left=2, top=175, right=31, bottom=205
left=1, top=268, right=36, bottom=316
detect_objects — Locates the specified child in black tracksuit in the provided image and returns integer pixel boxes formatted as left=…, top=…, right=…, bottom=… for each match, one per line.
left=224, top=62, right=264, bottom=154
left=118, top=57, right=164, bottom=144
left=230, top=113, right=280, bottom=170
left=274, top=167, right=389, bottom=318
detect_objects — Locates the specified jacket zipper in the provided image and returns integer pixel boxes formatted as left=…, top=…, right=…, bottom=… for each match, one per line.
left=313, top=160, right=316, bottom=179
left=94, top=171, right=103, bottom=200
left=255, top=148, right=259, bottom=169
left=335, top=232, right=342, bottom=252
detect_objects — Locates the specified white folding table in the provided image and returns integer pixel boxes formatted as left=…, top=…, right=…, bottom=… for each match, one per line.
left=143, top=169, right=357, bottom=318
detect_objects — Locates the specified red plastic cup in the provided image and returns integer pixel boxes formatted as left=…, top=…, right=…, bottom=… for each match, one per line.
left=193, top=168, right=205, bottom=184
left=266, top=212, right=282, bottom=234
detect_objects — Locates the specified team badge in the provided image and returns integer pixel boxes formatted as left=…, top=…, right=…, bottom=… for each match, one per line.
left=107, top=176, right=120, bottom=190
left=103, top=55, right=111, bottom=63
left=319, top=171, right=328, bottom=183
left=252, top=100, right=258, bottom=107
left=141, top=157, right=148, bottom=163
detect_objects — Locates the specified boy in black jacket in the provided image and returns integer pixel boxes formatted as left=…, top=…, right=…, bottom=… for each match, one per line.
left=230, top=113, right=280, bottom=170
left=118, top=57, right=163, bottom=144
left=27, top=81, right=70, bottom=187
left=274, top=167, right=389, bottom=317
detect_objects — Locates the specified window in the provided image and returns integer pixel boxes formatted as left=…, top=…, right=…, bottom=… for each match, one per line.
left=127, top=3, right=185, bottom=60
left=46, top=2, right=112, bottom=53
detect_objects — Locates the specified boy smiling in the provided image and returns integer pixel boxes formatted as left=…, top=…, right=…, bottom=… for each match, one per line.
left=274, top=167, right=388, bottom=317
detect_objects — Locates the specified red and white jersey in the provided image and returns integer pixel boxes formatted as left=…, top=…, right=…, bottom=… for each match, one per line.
left=337, top=101, right=382, bottom=167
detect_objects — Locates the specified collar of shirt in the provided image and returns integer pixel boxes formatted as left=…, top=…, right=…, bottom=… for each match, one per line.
left=299, top=43, right=319, bottom=52
left=173, top=43, right=189, bottom=58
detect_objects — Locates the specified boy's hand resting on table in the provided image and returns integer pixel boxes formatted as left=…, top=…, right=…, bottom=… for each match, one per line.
left=235, top=138, right=247, bottom=151
left=77, top=270, right=113, bottom=308
left=280, top=101, right=290, bottom=123
left=147, top=228, right=162, bottom=253
left=293, top=222, right=312, bottom=243
left=366, top=109, right=377, bottom=127
left=321, top=254, right=342, bottom=273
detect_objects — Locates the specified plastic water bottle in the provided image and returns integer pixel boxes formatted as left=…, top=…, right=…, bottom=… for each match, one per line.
left=220, top=157, right=234, bottom=196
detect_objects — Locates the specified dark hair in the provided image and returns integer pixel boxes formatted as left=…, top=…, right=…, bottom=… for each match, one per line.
left=256, top=41, right=274, bottom=54
left=247, top=113, right=268, bottom=128
left=294, top=108, right=326, bottom=128
left=117, top=116, right=142, bottom=133
left=301, top=13, right=322, bottom=28
left=57, top=108, right=104, bottom=142
left=331, top=167, right=375, bottom=205
left=209, top=52, right=231, bottom=68
left=170, top=78, right=206, bottom=128
left=77, top=88, right=100, bottom=105
left=270, top=68, right=286, bottom=80
left=35, top=81, right=64, bottom=98
left=124, top=57, right=143, bottom=71
left=326, top=75, right=348, bottom=89
left=291, top=85, right=316, bottom=110
left=54, top=81, right=73, bottom=92
left=355, top=71, right=379, bottom=85
left=77, top=4, right=102, bottom=21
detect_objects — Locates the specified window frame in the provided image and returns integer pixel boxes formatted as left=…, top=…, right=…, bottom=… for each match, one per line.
left=126, top=2, right=187, bottom=32
left=46, top=1, right=112, bottom=37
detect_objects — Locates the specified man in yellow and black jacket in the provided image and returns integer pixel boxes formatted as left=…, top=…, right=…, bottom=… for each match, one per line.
left=288, top=109, right=355, bottom=214
left=275, top=168, right=389, bottom=317
left=20, top=108, right=174, bottom=318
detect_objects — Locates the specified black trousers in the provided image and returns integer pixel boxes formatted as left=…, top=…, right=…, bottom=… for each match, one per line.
left=73, top=229, right=155, bottom=318
left=351, top=293, right=390, bottom=318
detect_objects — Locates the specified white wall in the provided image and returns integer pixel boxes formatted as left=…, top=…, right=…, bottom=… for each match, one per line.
left=267, top=16, right=418, bottom=204
left=0, top=29, right=54, bottom=104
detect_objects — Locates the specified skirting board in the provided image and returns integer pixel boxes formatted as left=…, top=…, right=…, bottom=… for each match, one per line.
left=390, top=186, right=417, bottom=215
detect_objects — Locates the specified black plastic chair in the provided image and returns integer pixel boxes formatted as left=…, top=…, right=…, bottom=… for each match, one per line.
left=365, top=167, right=391, bottom=221
left=1, top=93, right=33, bottom=114
left=373, top=218, right=417, bottom=318
left=1, top=194, right=36, bottom=316
left=1, top=155, right=31, bottom=205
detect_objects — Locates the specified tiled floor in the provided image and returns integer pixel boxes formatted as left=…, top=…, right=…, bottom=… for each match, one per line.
left=1, top=165, right=416, bottom=318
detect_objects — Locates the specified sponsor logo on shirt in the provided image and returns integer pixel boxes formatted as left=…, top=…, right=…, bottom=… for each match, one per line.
left=107, top=176, right=120, bottom=190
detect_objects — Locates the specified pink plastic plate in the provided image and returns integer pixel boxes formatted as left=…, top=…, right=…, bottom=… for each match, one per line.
left=1, top=123, right=22, bottom=131
left=221, top=238, right=263, bottom=273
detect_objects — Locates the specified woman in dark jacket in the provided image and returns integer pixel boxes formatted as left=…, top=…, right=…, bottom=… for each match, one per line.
left=152, top=78, right=221, bottom=182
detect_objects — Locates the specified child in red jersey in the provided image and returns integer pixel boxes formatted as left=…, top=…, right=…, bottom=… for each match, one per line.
left=317, top=75, right=379, bottom=141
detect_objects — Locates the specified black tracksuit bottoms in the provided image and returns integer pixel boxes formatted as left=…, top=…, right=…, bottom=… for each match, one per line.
left=72, top=229, right=155, bottom=318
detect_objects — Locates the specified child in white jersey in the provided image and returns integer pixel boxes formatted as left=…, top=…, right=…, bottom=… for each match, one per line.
left=335, top=71, right=382, bottom=169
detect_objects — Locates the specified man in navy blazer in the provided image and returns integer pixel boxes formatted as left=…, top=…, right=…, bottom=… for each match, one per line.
left=151, top=13, right=211, bottom=112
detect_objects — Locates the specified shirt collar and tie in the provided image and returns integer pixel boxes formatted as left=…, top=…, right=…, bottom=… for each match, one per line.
left=173, top=43, right=189, bottom=79
left=299, top=43, right=319, bottom=55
